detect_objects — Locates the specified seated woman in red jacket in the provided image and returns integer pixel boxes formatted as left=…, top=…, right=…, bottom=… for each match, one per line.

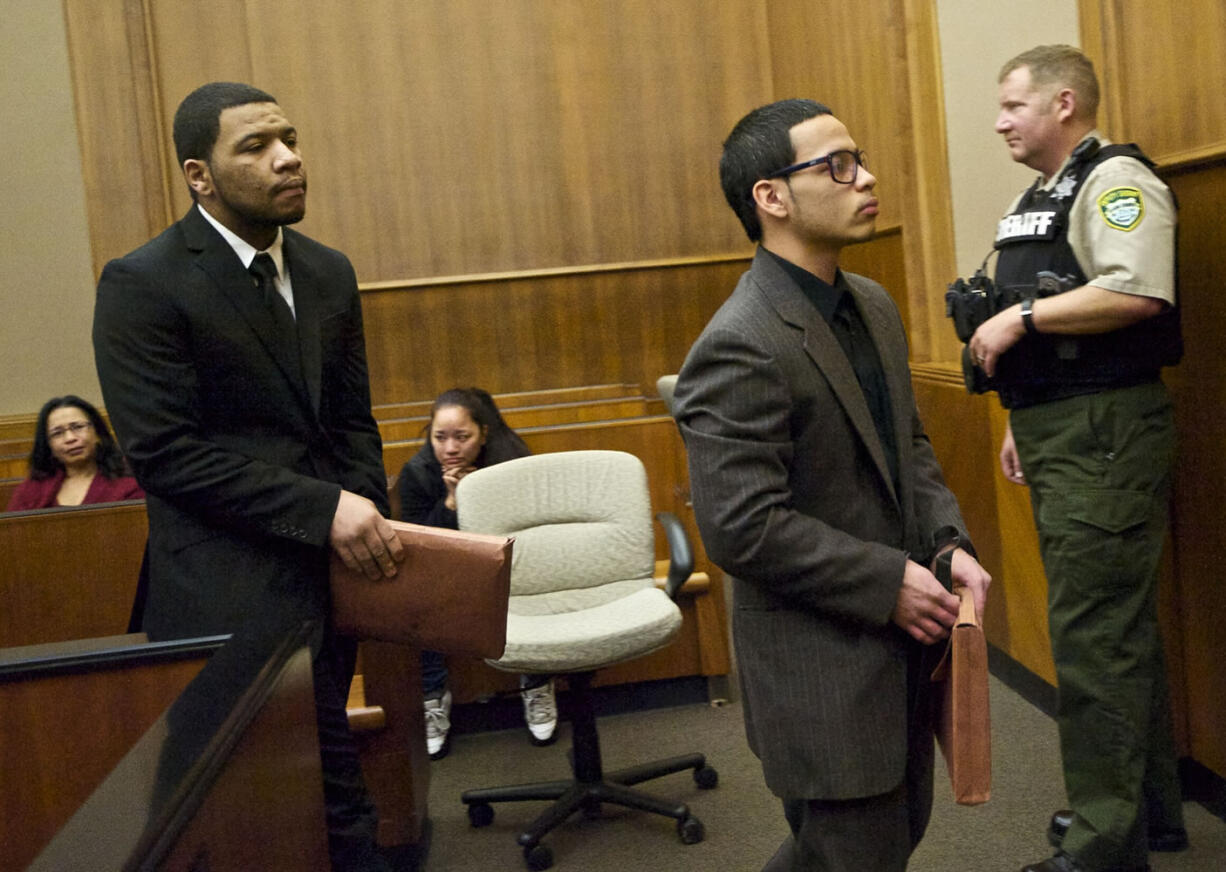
left=5, top=395, right=144, bottom=511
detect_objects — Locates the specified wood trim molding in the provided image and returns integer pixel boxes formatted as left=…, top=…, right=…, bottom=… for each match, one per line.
left=63, top=0, right=178, bottom=277
left=1077, top=0, right=1111, bottom=130
left=910, top=360, right=967, bottom=390
left=1155, top=143, right=1226, bottom=175
left=131, top=0, right=175, bottom=231
left=359, top=251, right=755, bottom=293
left=359, top=221, right=906, bottom=294
left=900, top=0, right=958, bottom=364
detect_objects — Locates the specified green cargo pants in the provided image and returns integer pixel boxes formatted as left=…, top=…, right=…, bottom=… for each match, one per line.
left=1011, top=381, right=1184, bottom=871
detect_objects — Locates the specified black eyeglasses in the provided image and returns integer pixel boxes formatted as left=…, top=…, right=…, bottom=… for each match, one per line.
left=47, top=421, right=93, bottom=441
left=768, top=149, right=868, bottom=184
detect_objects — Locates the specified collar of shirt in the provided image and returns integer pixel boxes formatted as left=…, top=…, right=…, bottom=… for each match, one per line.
left=1038, top=130, right=1110, bottom=191
left=195, top=204, right=294, bottom=315
left=195, top=203, right=287, bottom=278
left=761, top=247, right=848, bottom=325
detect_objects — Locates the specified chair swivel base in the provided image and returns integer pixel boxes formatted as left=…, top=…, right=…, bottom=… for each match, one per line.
left=463, top=753, right=716, bottom=871
left=460, top=671, right=717, bottom=870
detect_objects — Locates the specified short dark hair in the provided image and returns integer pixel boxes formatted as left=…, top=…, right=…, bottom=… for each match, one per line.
left=426, top=387, right=531, bottom=467
left=28, top=395, right=126, bottom=480
left=172, top=81, right=278, bottom=166
left=720, top=99, right=833, bottom=242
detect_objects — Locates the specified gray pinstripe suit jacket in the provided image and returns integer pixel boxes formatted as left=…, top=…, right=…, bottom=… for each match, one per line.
left=674, top=249, right=969, bottom=800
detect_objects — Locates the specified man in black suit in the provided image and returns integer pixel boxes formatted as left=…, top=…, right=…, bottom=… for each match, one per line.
left=93, top=82, right=403, bottom=871
left=674, top=99, right=991, bottom=870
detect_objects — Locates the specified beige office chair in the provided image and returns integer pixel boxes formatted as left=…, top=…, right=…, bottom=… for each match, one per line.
left=456, top=450, right=717, bottom=871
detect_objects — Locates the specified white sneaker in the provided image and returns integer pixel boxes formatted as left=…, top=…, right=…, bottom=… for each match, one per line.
left=424, top=689, right=452, bottom=760
left=521, top=679, right=558, bottom=745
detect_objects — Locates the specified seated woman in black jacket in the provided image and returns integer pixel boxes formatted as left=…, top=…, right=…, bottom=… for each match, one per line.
left=398, top=387, right=556, bottom=759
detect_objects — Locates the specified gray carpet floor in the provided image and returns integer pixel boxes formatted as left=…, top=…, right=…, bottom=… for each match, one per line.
left=420, top=676, right=1226, bottom=871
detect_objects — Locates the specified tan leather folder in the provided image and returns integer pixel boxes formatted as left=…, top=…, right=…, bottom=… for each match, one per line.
left=930, top=587, right=992, bottom=805
left=329, top=520, right=513, bottom=659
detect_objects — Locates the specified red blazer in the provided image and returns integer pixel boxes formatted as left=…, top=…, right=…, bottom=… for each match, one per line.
left=5, top=468, right=144, bottom=511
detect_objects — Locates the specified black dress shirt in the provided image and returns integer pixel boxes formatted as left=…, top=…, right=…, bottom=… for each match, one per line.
left=764, top=249, right=899, bottom=492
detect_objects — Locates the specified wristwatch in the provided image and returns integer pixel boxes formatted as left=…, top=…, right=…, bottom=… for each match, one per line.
left=1020, top=297, right=1038, bottom=335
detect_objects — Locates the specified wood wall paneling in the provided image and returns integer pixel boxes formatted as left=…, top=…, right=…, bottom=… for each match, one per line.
left=1164, top=162, right=1226, bottom=776
left=360, top=260, right=747, bottom=405
left=1086, top=1, right=1226, bottom=165
left=898, top=0, right=961, bottom=363
left=63, top=0, right=174, bottom=277
left=112, top=0, right=767, bottom=283
left=1085, top=0, right=1226, bottom=778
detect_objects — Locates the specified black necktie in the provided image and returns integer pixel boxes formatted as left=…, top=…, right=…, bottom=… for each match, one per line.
left=249, top=252, right=295, bottom=331
left=249, top=252, right=301, bottom=378
left=832, top=293, right=899, bottom=492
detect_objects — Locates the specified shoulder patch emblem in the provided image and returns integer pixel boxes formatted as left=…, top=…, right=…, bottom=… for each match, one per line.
left=1097, top=186, right=1144, bottom=231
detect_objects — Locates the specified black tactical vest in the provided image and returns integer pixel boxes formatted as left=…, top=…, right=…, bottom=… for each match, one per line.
left=991, top=138, right=1182, bottom=409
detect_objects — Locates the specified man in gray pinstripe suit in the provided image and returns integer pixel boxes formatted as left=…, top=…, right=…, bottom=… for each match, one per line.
left=674, top=100, right=991, bottom=870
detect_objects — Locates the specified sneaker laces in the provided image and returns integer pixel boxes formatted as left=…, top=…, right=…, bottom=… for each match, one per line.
left=522, top=681, right=557, bottom=725
left=424, top=697, right=451, bottom=738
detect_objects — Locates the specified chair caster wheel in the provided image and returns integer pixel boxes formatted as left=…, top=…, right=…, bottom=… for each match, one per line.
left=524, top=843, right=553, bottom=870
left=694, top=765, right=719, bottom=789
left=677, top=814, right=705, bottom=844
left=467, top=802, right=494, bottom=828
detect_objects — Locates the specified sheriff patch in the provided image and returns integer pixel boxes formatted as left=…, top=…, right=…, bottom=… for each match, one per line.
left=1097, top=186, right=1144, bottom=231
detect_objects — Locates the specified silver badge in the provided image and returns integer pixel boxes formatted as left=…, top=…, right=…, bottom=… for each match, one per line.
left=1051, top=174, right=1077, bottom=201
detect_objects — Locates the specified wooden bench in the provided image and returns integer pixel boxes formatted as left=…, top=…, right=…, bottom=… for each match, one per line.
left=0, top=383, right=658, bottom=503
left=376, top=396, right=650, bottom=443
left=0, top=502, right=148, bottom=648
left=371, top=382, right=642, bottom=420
left=3, top=410, right=731, bottom=696
left=0, top=477, right=17, bottom=509
left=0, top=452, right=29, bottom=482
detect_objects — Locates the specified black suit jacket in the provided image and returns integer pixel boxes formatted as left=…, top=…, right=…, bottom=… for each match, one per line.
left=674, top=250, right=970, bottom=800
left=93, top=207, right=388, bottom=648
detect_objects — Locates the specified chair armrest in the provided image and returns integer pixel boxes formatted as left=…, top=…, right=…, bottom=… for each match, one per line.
left=654, top=511, right=694, bottom=601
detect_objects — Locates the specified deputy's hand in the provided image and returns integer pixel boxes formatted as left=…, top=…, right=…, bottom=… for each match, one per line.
left=999, top=421, right=1026, bottom=486
left=891, top=559, right=960, bottom=644
left=968, top=304, right=1026, bottom=378
left=329, top=489, right=405, bottom=580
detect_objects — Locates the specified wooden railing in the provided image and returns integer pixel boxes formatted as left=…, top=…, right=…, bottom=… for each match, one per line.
left=0, top=502, right=428, bottom=852
left=1, top=634, right=224, bottom=870
left=22, top=627, right=331, bottom=870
